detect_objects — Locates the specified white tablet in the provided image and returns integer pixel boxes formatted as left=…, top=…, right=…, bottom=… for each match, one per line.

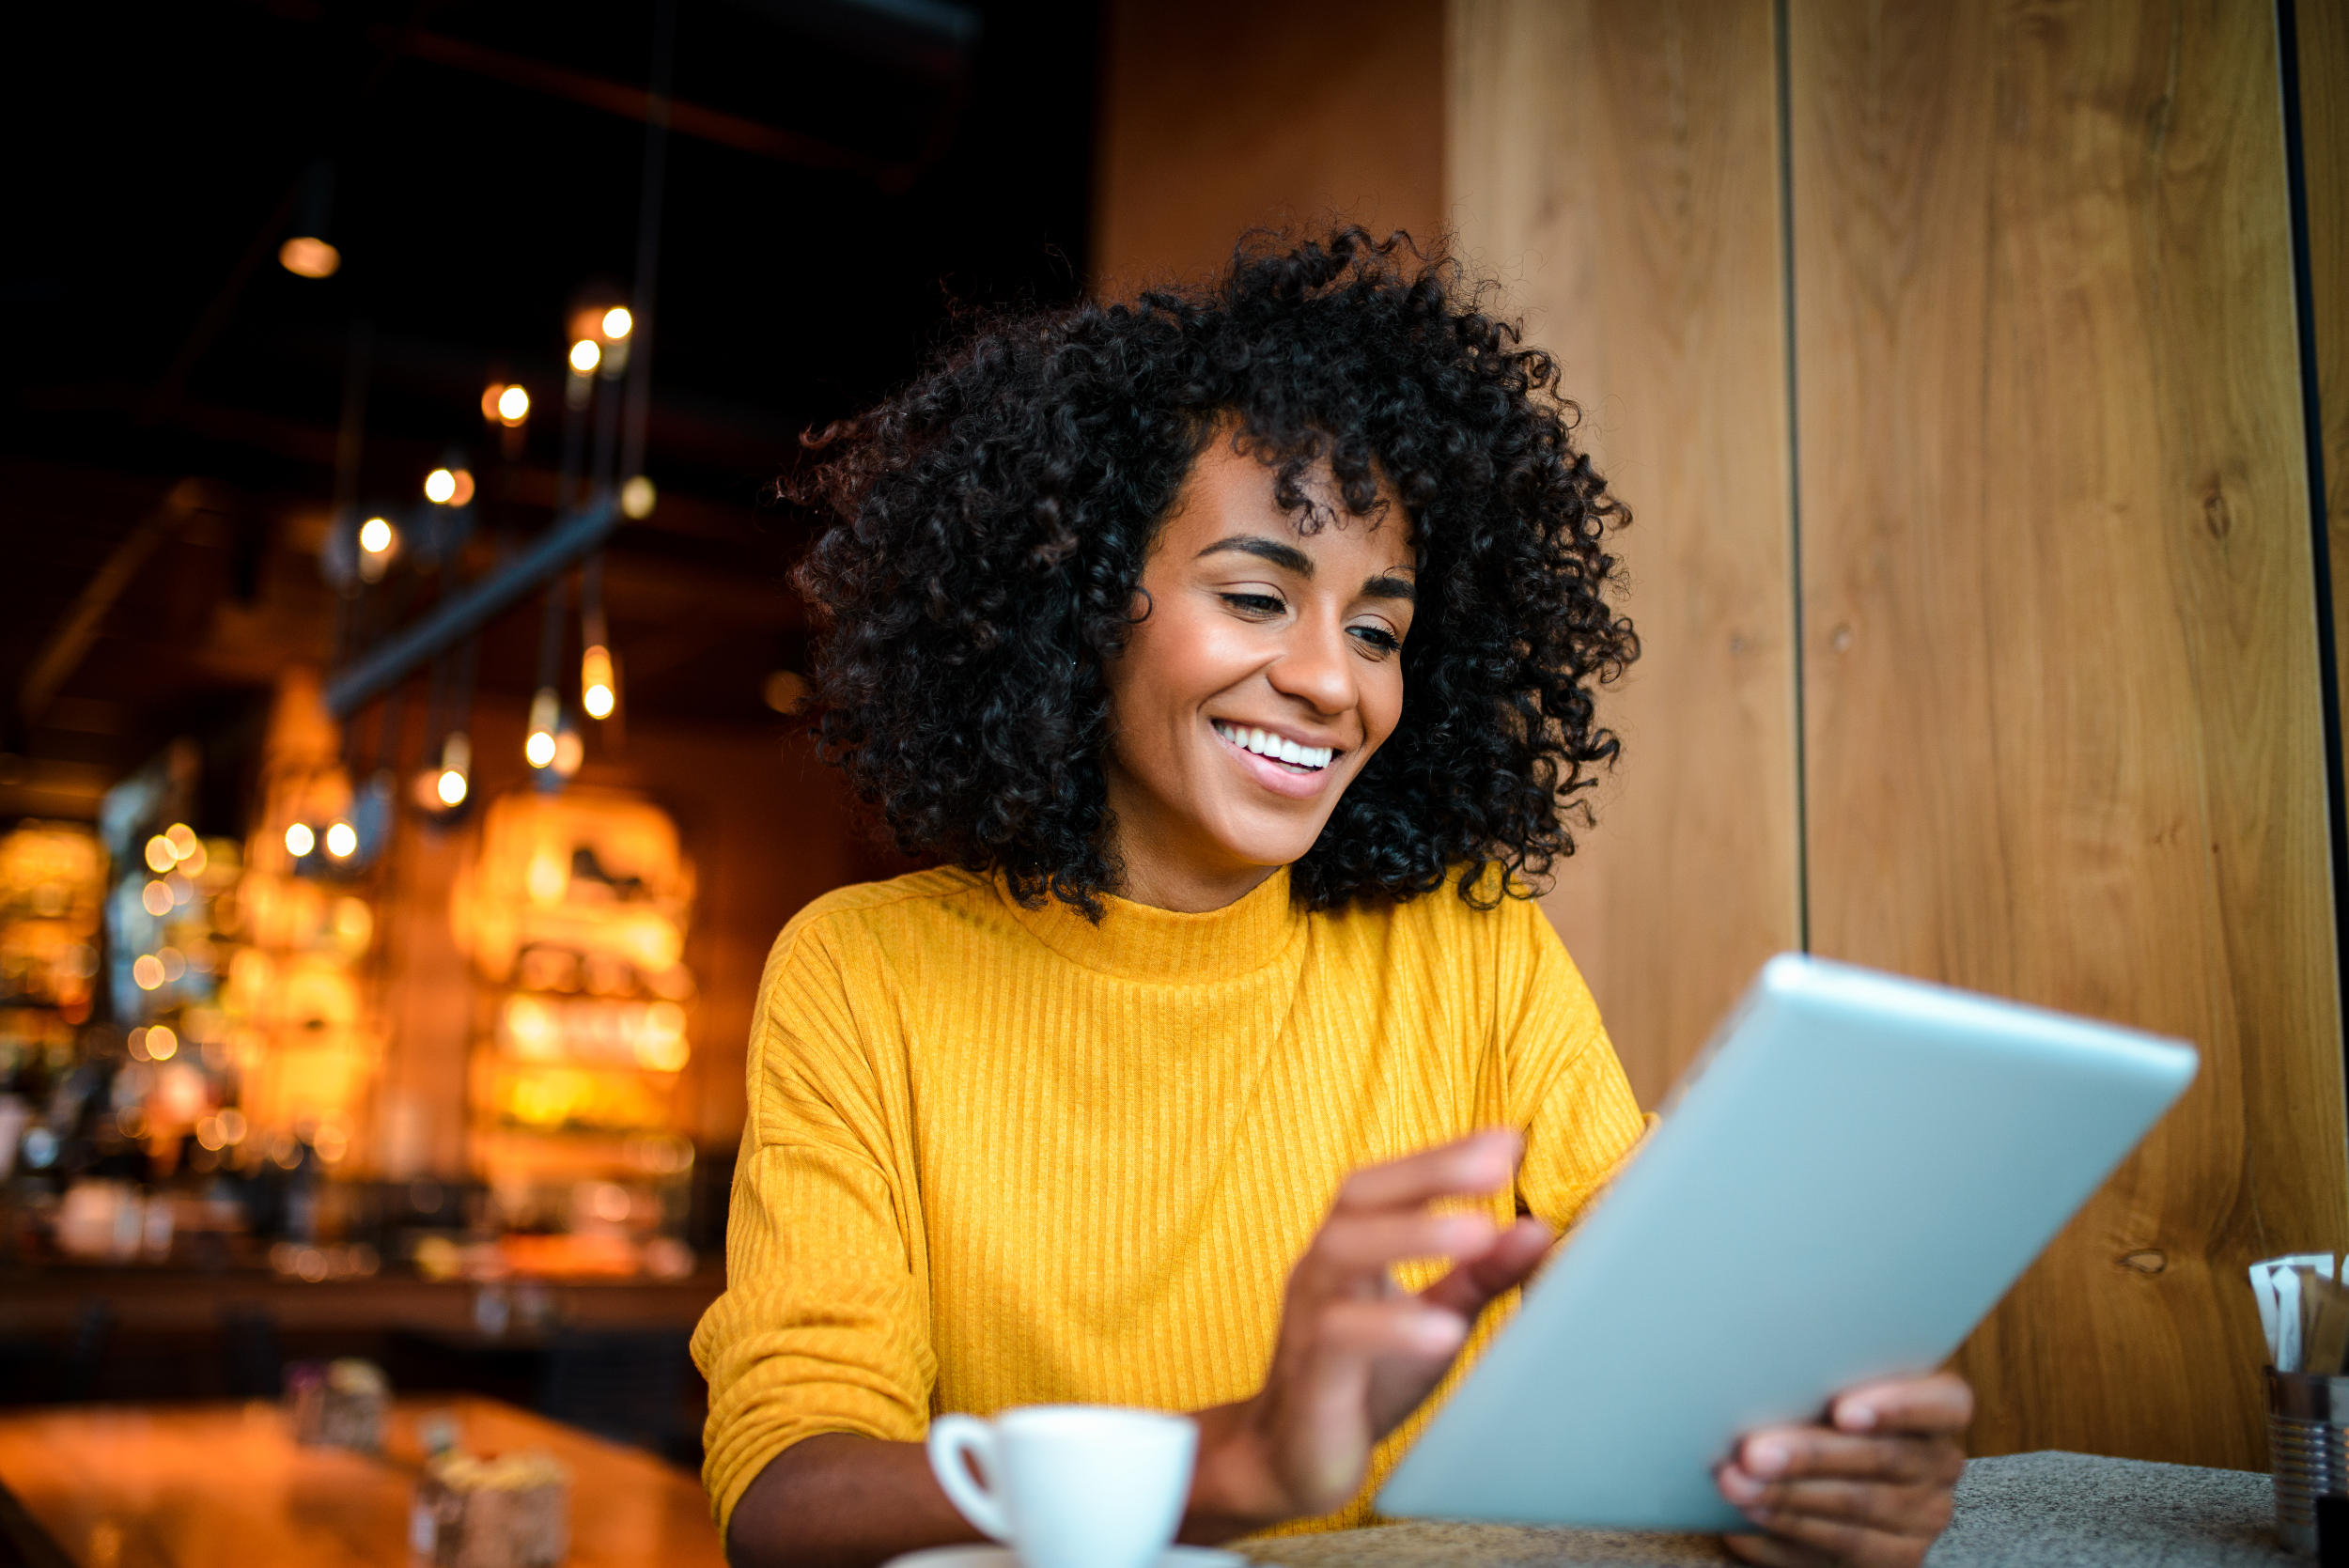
left=1377, top=953, right=2199, bottom=1530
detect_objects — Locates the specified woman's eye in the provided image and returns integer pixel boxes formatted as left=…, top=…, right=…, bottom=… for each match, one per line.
left=1221, top=593, right=1286, bottom=616
left=1349, top=625, right=1403, bottom=655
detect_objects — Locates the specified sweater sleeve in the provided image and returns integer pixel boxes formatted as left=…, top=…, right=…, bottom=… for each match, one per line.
left=1492, top=893, right=1651, bottom=1232
left=690, top=914, right=936, bottom=1538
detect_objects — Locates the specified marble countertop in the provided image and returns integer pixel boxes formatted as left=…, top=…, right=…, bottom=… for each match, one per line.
left=1238, top=1452, right=2293, bottom=1567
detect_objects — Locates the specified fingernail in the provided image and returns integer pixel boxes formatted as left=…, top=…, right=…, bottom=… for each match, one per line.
left=1839, top=1403, right=1878, bottom=1432
left=1417, top=1311, right=1466, bottom=1351
left=1718, top=1467, right=1763, bottom=1503
left=1747, top=1438, right=1789, bottom=1477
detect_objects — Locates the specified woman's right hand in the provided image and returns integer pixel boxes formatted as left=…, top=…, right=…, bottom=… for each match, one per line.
left=1182, top=1129, right=1554, bottom=1537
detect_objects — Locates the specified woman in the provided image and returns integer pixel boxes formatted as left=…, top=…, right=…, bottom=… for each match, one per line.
left=694, top=231, right=1968, bottom=1568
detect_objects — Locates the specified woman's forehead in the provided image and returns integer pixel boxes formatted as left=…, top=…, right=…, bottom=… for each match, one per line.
left=1168, top=439, right=1416, bottom=569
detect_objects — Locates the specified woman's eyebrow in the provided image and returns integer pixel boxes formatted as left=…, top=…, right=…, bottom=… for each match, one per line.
left=1361, top=573, right=1416, bottom=603
left=1197, top=535, right=1315, bottom=575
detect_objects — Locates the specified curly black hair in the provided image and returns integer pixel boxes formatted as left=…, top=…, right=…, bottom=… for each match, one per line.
left=788, top=227, right=1636, bottom=916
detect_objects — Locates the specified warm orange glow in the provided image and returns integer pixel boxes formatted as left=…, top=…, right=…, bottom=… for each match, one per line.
left=424, top=468, right=456, bottom=504
left=569, top=339, right=601, bottom=374
left=164, top=823, right=198, bottom=860
left=145, top=835, right=176, bottom=874
left=285, top=822, right=316, bottom=857
left=582, top=644, right=615, bottom=719
left=132, top=954, right=165, bottom=990
left=437, top=768, right=469, bottom=806
left=619, top=474, right=656, bottom=519
left=525, top=730, right=556, bottom=768
left=147, top=1025, right=179, bottom=1061
left=159, top=947, right=186, bottom=981
left=498, top=384, right=530, bottom=424
left=279, top=236, right=340, bottom=278
left=359, top=517, right=395, bottom=555
left=600, top=306, right=633, bottom=340
left=324, top=821, right=358, bottom=859
left=142, top=879, right=173, bottom=917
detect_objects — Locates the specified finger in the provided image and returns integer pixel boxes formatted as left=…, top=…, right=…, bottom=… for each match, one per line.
left=1735, top=1427, right=1966, bottom=1487
left=1418, top=1218, right=1553, bottom=1317
left=1718, top=1470, right=1956, bottom=1537
left=1296, top=1210, right=1501, bottom=1292
left=1721, top=1533, right=1836, bottom=1568
left=1829, top=1372, right=1974, bottom=1437
left=1332, top=1130, right=1521, bottom=1213
left=1732, top=1506, right=1937, bottom=1568
left=1306, top=1297, right=1470, bottom=1367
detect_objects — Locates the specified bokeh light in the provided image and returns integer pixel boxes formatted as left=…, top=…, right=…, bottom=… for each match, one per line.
left=279, top=237, right=340, bottom=278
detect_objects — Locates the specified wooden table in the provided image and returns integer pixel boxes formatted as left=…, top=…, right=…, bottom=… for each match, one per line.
left=0, top=1398, right=725, bottom=1568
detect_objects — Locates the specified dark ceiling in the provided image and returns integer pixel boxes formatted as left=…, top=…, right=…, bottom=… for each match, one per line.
left=0, top=0, right=1097, bottom=823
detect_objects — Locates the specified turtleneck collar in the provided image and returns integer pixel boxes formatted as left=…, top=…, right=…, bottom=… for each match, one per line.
left=1000, top=865, right=1306, bottom=983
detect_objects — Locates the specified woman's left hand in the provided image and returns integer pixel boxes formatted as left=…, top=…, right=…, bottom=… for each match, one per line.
left=1716, top=1371, right=1972, bottom=1568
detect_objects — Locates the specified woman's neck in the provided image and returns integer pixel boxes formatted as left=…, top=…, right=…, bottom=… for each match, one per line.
left=1112, top=854, right=1282, bottom=914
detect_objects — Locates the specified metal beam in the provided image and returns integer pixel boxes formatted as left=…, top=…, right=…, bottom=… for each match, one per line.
left=323, top=499, right=623, bottom=719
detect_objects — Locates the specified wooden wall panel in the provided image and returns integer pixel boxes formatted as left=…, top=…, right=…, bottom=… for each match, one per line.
left=1792, top=0, right=2347, bottom=1468
left=2309, top=0, right=2349, bottom=827
left=1092, top=0, right=1444, bottom=296
left=1447, top=0, right=1800, bottom=1107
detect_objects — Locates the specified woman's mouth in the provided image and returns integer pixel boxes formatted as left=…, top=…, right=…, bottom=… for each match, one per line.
left=1211, top=721, right=1334, bottom=774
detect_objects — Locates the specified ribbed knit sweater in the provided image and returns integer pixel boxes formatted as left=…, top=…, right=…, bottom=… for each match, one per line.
left=691, top=864, right=1647, bottom=1537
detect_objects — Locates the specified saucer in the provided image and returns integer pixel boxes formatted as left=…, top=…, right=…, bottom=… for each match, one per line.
left=882, top=1547, right=1245, bottom=1568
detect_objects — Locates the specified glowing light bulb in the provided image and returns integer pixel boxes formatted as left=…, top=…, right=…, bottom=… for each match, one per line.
left=424, top=468, right=457, bottom=504
left=285, top=822, right=316, bottom=858
left=146, top=1025, right=179, bottom=1061
left=279, top=237, right=339, bottom=278
left=165, top=823, right=198, bottom=860
left=581, top=645, right=615, bottom=720
left=498, top=384, right=530, bottom=424
left=619, top=474, right=657, bottom=519
left=437, top=768, right=468, bottom=806
left=324, top=821, right=358, bottom=859
left=359, top=517, right=394, bottom=554
left=132, top=954, right=164, bottom=990
left=569, top=339, right=601, bottom=374
left=525, top=689, right=559, bottom=768
left=601, top=306, right=633, bottom=340
left=145, top=834, right=176, bottom=874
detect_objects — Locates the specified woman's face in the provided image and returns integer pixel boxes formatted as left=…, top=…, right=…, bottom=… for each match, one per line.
left=1101, top=437, right=1417, bottom=911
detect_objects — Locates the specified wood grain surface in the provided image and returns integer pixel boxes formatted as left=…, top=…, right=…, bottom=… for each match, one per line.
left=0, top=1398, right=723, bottom=1568
left=1091, top=0, right=1444, bottom=298
left=1446, top=0, right=1801, bottom=1108
left=1789, top=0, right=2346, bottom=1467
left=2305, top=0, right=2349, bottom=846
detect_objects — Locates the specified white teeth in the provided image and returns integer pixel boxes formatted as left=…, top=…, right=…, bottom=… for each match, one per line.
left=1214, top=722, right=1333, bottom=771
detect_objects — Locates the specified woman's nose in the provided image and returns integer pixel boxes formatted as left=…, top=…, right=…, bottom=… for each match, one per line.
left=1267, top=617, right=1355, bottom=716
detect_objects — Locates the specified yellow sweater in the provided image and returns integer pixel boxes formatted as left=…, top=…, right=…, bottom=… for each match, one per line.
left=691, top=864, right=1646, bottom=1537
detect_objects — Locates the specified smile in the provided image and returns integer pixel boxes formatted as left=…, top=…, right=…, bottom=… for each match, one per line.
left=1211, top=720, right=1334, bottom=773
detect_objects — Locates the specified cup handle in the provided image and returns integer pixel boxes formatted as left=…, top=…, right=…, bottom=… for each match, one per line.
left=927, top=1414, right=1013, bottom=1543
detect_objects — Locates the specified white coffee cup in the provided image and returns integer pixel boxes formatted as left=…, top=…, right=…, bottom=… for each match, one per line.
left=927, top=1405, right=1197, bottom=1568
